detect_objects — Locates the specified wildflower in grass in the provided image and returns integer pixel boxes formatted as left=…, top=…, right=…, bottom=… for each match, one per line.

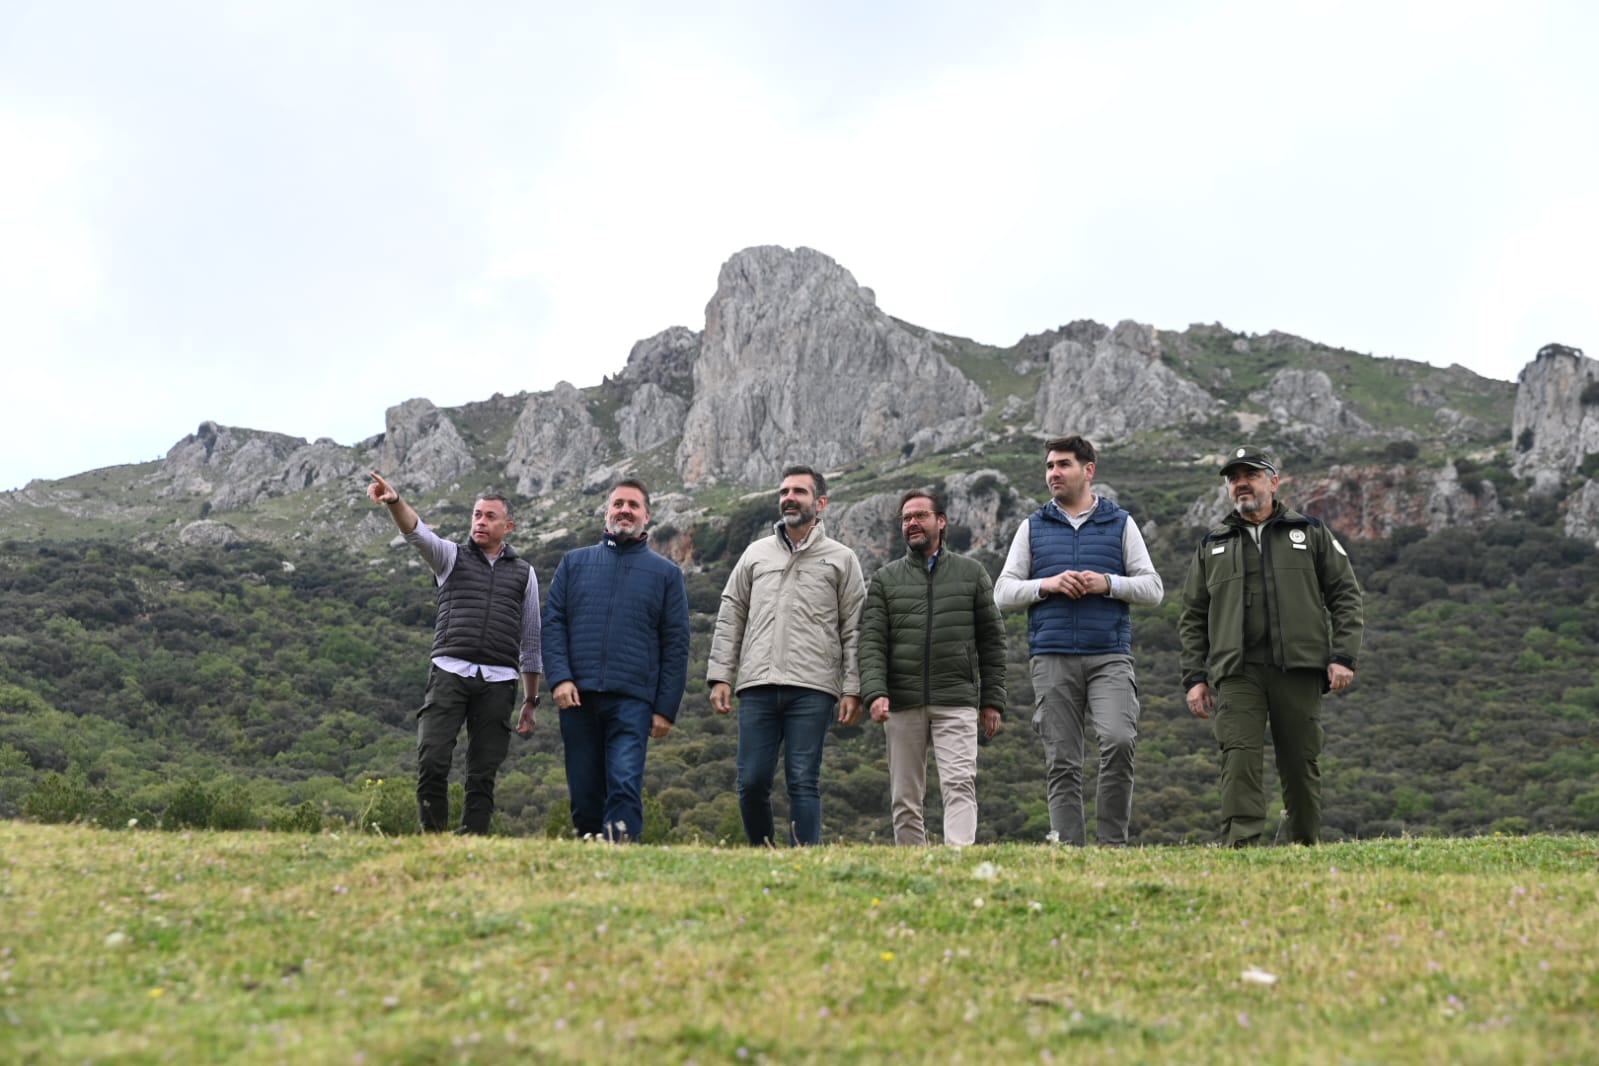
left=104, top=931, right=128, bottom=948
left=1028, top=900, right=1043, bottom=912
left=1236, top=1012, right=1250, bottom=1027
left=1241, top=966, right=1278, bottom=986
left=149, top=987, right=165, bottom=998
left=972, top=861, right=999, bottom=881
left=973, top=897, right=985, bottom=908
left=881, top=952, right=895, bottom=962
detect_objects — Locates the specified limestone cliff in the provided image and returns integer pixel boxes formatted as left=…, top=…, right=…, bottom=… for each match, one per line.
left=377, top=399, right=474, bottom=493
left=1248, top=368, right=1377, bottom=446
left=156, top=421, right=366, bottom=513
left=503, top=382, right=610, bottom=497
left=1030, top=320, right=1215, bottom=440
left=1510, top=343, right=1599, bottom=491
left=676, top=246, right=985, bottom=487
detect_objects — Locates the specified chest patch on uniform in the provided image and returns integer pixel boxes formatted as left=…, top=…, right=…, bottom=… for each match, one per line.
left=1211, top=544, right=1227, bottom=555
left=1289, top=529, right=1306, bottom=544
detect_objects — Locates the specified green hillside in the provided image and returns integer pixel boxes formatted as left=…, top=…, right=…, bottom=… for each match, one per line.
left=3, top=327, right=1593, bottom=841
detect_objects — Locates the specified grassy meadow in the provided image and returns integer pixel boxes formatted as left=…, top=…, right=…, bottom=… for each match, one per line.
left=1, top=823, right=1595, bottom=1064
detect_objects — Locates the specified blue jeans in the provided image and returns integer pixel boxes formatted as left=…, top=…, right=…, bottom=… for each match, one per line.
left=736, top=685, right=835, bottom=846
left=559, top=692, right=654, bottom=842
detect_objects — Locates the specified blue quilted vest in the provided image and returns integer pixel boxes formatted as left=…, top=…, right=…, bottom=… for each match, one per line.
left=1026, top=498, right=1132, bottom=656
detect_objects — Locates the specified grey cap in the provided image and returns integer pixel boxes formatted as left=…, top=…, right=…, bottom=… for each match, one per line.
left=1219, top=446, right=1277, bottom=476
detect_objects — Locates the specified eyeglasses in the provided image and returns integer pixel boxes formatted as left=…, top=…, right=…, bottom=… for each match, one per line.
left=901, top=510, right=937, bottom=524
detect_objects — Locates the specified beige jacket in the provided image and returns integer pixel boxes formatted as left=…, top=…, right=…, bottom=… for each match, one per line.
left=707, top=519, right=866, bottom=698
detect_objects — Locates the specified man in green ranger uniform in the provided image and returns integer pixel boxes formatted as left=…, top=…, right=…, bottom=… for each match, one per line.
left=1178, top=446, right=1364, bottom=845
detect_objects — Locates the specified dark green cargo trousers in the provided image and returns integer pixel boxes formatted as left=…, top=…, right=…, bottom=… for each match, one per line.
left=1213, top=665, right=1325, bottom=845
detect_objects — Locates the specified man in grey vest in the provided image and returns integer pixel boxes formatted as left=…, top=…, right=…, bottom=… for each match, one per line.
left=368, top=472, right=542, bottom=834
left=995, top=435, right=1163, bottom=845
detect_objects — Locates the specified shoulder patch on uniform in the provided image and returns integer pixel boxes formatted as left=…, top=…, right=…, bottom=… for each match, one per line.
left=1332, top=537, right=1347, bottom=556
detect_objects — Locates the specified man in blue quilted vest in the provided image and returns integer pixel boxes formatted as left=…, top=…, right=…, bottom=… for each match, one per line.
left=367, top=472, right=542, bottom=835
left=995, top=435, right=1164, bottom=845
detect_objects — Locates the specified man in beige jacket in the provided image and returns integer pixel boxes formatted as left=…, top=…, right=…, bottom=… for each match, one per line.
left=709, top=464, right=866, bottom=846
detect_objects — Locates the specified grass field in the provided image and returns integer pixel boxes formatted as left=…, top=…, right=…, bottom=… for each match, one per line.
left=2, top=823, right=1595, bottom=1064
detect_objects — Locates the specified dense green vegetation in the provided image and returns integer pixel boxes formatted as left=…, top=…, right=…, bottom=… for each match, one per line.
left=4, top=506, right=1596, bottom=841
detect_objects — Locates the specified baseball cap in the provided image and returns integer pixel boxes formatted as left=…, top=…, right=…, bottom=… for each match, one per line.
left=1219, top=446, right=1277, bottom=477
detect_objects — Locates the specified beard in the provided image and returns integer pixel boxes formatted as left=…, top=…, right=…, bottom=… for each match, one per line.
left=1235, top=494, right=1265, bottom=516
left=781, top=504, right=816, bottom=528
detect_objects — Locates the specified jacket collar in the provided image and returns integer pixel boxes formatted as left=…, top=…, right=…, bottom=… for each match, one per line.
left=602, top=530, right=650, bottom=551
left=774, top=517, right=829, bottom=552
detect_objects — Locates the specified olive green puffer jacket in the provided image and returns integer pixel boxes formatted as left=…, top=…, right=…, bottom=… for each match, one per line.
left=859, top=550, right=1007, bottom=713
left=1178, top=503, right=1363, bottom=689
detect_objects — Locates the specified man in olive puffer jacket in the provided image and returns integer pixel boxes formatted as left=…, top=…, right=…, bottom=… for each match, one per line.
left=860, top=489, right=1007, bottom=846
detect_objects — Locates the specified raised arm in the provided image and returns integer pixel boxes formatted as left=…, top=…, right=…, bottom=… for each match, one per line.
left=367, top=471, right=419, bottom=534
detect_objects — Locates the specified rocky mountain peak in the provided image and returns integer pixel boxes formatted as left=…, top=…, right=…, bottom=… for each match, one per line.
left=1031, top=320, right=1215, bottom=440
left=675, top=246, right=985, bottom=488
left=1511, top=342, right=1599, bottom=491
left=155, top=420, right=363, bottom=513
left=378, top=399, right=474, bottom=492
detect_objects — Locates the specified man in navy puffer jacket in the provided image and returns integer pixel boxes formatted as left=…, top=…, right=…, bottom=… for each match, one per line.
left=543, top=478, right=690, bottom=842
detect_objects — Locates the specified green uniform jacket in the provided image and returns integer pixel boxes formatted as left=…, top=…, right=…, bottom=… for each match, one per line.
left=1178, top=502, right=1363, bottom=690
left=859, top=550, right=1008, bottom=714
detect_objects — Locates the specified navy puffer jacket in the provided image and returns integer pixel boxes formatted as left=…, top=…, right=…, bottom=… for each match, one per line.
left=542, top=532, right=691, bottom=721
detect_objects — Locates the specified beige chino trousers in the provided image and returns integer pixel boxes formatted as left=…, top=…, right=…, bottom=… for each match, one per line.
left=883, top=704, right=980, bottom=846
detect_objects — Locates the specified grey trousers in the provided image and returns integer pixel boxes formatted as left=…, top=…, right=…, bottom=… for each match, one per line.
left=1030, top=653, right=1140, bottom=845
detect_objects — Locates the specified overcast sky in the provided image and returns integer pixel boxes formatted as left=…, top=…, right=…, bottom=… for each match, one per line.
left=3, top=1, right=1595, bottom=491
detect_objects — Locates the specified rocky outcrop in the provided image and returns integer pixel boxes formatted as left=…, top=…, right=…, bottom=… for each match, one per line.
left=178, top=518, right=242, bottom=547
left=377, top=400, right=474, bottom=492
left=1031, top=320, right=1215, bottom=440
left=675, top=246, right=985, bottom=488
left=1248, top=368, right=1377, bottom=446
left=503, top=382, right=610, bottom=496
left=1182, top=462, right=1501, bottom=539
left=616, top=326, right=699, bottom=394
left=1564, top=480, right=1599, bottom=546
left=618, top=383, right=689, bottom=454
left=156, top=421, right=364, bottom=513
left=1510, top=344, right=1599, bottom=491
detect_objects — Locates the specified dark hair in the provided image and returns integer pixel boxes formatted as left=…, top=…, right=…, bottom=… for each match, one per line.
left=476, top=493, right=513, bottom=520
left=1044, top=434, right=1097, bottom=465
left=611, top=477, right=651, bottom=510
left=780, top=464, right=827, bottom=498
left=898, top=488, right=945, bottom=517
